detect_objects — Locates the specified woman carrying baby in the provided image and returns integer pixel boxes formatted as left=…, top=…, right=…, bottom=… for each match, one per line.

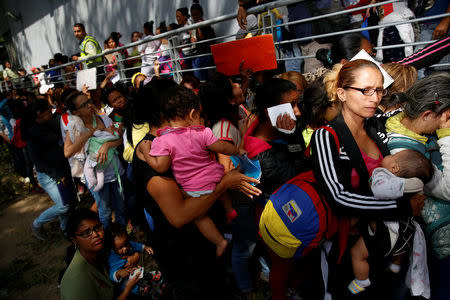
left=64, top=92, right=126, bottom=228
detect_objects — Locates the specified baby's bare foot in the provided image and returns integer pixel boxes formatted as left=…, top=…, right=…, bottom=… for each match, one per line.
left=216, top=239, right=228, bottom=257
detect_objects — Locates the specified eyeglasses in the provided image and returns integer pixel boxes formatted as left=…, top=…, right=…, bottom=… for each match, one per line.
left=75, top=223, right=104, bottom=238
left=76, top=99, right=92, bottom=110
left=344, top=86, right=387, bottom=97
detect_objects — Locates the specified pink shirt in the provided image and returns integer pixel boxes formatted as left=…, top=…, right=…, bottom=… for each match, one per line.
left=351, top=148, right=383, bottom=191
left=150, top=125, right=224, bottom=192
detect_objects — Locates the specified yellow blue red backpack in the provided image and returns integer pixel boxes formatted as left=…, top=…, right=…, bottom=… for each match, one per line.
left=260, top=126, right=346, bottom=259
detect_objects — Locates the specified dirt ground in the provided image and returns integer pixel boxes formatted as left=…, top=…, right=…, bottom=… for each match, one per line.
left=0, top=191, right=67, bottom=300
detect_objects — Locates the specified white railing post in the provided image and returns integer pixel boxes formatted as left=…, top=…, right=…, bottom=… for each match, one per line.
left=168, top=35, right=183, bottom=83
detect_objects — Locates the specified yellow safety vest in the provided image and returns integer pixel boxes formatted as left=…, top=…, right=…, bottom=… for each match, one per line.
left=79, top=35, right=102, bottom=67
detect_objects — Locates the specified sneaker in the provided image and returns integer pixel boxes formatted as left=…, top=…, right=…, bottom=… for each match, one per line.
left=31, top=223, right=46, bottom=240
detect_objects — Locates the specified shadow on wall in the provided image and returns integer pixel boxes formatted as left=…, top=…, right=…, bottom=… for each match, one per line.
left=1, top=0, right=240, bottom=70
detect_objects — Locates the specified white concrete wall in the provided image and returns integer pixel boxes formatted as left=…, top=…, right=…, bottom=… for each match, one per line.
left=2, top=0, right=241, bottom=70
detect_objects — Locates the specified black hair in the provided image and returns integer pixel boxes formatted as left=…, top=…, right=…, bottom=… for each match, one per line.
left=191, top=0, right=203, bottom=15
left=317, top=33, right=368, bottom=67
left=65, top=91, right=85, bottom=113
left=157, top=22, right=168, bottom=34
left=73, top=23, right=85, bottom=31
left=168, top=23, right=180, bottom=31
left=65, top=208, right=100, bottom=238
left=199, top=72, right=239, bottom=128
left=106, top=223, right=128, bottom=249
left=111, top=32, right=121, bottom=41
left=162, top=85, right=200, bottom=120
left=403, top=73, right=450, bottom=120
left=254, top=78, right=298, bottom=122
left=143, top=21, right=154, bottom=34
left=21, top=97, right=50, bottom=141
left=58, top=88, right=78, bottom=111
left=105, top=34, right=119, bottom=47
left=102, top=82, right=129, bottom=105
left=180, top=74, right=200, bottom=90
left=298, top=78, right=333, bottom=130
left=176, top=7, right=190, bottom=18
left=123, top=77, right=177, bottom=145
left=316, top=48, right=334, bottom=69
left=395, top=150, right=434, bottom=183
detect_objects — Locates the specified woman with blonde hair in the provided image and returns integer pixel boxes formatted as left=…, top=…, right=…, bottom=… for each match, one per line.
left=311, top=59, right=425, bottom=298
left=379, top=63, right=417, bottom=113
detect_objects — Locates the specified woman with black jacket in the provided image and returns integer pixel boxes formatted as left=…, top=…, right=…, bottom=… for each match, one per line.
left=22, top=97, right=75, bottom=240
left=310, top=59, right=425, bottom=298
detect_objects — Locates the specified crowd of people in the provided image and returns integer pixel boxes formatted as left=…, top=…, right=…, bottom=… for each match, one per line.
left=0, top=0, right=450, bottom=300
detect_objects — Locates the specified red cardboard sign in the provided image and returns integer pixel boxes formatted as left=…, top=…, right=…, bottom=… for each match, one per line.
left=211, top=35, right=277, bottom=76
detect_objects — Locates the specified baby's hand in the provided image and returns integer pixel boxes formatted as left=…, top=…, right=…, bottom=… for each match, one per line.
left=123, top=252, right=140, bottom=267
left=239, top=148, right=247, bottom=156
left=144, top=245, right=154, bottom=255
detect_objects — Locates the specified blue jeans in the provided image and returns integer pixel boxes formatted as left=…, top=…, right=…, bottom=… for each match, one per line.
left=35, top=171, right=70, bottom=230
left=283, top=42, right=303, bottom=73
left=192, top=55, right=211, bottom=81
left=417, top=23, right=450, bottom=78
left=96, top=178, right=126, bottom=228
left=231, top=203, right=258, bottom=293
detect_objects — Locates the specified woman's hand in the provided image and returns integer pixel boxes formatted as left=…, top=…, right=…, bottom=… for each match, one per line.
left=222, top=169, right=261, bottom=199
left=410, top=193, right=426, bottom=216
left=96, top=143, right=110, bottom=164
left=124, top=270, right=141, bottom=289
left=276, top=113, right=296, bottom=131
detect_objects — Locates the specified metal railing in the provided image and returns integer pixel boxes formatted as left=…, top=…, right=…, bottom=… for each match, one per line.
left=1, top=0, right=449, bottom=93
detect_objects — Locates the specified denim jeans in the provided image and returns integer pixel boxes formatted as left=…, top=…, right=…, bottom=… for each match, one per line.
left=96, top=177, right=126, bottom=228
left=35, top=171, right=70, bottom=230
left=231, top=203, right=258, bottom=292
left=417, top=23, right=450, bottom=78
left=192, top=55, right=211, bottom=81
left=282, top=42, right=303, bottom=73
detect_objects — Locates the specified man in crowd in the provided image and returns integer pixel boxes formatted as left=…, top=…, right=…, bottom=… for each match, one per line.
left=73, top=23, right=102, bottom=68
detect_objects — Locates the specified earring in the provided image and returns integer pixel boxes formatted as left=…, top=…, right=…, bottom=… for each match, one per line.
left=424, top=118, right=427, bottom=121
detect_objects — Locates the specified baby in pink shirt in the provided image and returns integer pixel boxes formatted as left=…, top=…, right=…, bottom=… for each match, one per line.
left=147, top=86, right=245, bottom=257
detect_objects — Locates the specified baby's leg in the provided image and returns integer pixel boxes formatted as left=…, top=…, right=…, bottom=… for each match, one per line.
left=84, top=159, right=97, bottom=189
left=93, top=169, right=105, bottom=192
left=389, top=253, right=405, bottom=274
left=219, top=191, right=237, bottom=224
left=194, top=215, right=227, bottom=257
left=349, top=236, right=371, bottom=294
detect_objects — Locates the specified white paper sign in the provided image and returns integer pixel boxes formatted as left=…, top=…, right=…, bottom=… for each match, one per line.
left=76, top=68, right=97, bottom=91
left=267, top=103, right=297, bottom=134
left=110, top=72, right=120, bottom=84
left=350, top=49, right=394, bottom=89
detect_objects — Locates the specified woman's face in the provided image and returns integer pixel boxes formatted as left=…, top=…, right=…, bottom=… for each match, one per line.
left=107, top=38, right=117, bottom=49
left=338, top=67, right=383, bottom=119
left=191, top=9, right=203, bottom=23
left=131, top=33, right=140, bottom=42
left=176, top=11, right=187, bottom=25
left=419, top=108, right=450, bottom=135
left=107, top=90, right=127, bottom=110
left=73, top=94, right=95, bottom=117
left=279, top=89, right=301, bottom=118
left=229, top=81, right=245, bottom=106
left=72, top=219, right=105, bottom=253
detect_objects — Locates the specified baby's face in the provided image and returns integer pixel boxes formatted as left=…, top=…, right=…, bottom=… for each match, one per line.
left=113, top=234, right=131, bottom=256
left=380, top=154, right=399, bottom=175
